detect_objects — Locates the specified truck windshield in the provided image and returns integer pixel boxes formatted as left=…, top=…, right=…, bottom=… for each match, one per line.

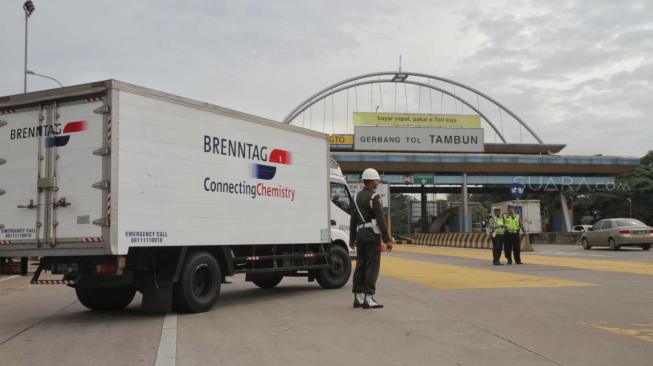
left=330, top=183, right=352, bottom=213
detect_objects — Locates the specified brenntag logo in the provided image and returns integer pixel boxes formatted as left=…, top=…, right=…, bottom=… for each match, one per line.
left=9, top=120, right=87, bottom=148
left=251, top=149, right=292, bottom=180
left=203, top=135, right=293, bottom=180
left=46, top=121, right=87, bottom=147
left=203, top=135, right=297, bottom=201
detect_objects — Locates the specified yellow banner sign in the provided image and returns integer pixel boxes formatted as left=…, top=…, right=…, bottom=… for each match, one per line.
left=329, top=134, right=354, bottom=145
left=353, top=112, right=480, bottom=128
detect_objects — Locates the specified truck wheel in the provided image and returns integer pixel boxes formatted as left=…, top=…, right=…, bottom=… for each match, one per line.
left=641, top=244, right=651, bottom=251
left=173, top=251, right=221, bottom=313
left=252, top=273, right=283, bottom=288
left=75, top=286, right=136, bottom=311
left=582, top=238, right=591, bottom=250
left=609, top=238, right=619, bottom=251
left=316, top=245, right=351, bottom=289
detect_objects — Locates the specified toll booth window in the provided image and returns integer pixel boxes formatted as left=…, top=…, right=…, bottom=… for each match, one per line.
left=330, top=183, right=352, bottom=213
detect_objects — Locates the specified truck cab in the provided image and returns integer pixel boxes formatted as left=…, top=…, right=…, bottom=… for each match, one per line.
left=329, top=159, right=355, bottom=258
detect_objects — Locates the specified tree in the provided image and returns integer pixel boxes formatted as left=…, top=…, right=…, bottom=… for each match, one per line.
left=389, top=193, right=415, bottom=235
left=572, top=151, right=653, bottom=225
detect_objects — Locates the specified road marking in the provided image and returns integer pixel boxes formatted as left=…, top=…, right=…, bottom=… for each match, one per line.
left=381, top=256, right=593, bottom=289
left=585, top=321, right=653, bottom=344
left=536, top=250, right=610, bottom=258
left=155, top=313, right=178, bottom=366
left=393, top=245, right=653, bottom=276
left=0, top=275, right=19, bottom=283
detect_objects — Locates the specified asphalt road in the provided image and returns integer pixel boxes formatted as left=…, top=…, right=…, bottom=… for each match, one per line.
left=1, top=244, right=652, bottom=366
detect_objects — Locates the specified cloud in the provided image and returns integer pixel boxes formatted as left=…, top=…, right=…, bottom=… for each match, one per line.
left=452, top=0, right=653, bottom=155
left=0, top=0, right=650, bottom=156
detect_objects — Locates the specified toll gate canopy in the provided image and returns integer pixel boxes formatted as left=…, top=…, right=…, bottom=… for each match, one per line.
left=283, top=71, right=640, bottom=232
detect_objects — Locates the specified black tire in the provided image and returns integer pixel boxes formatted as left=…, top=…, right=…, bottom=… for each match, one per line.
left=316, top=245, right=352, bottom=289
left=582, top=238, right=591, bottom=250
left=609, top=238, right=619, bottom=251
left=252, top=273, right=284, bottom=289
left=173, top=251, right=221, bottom=313
left=642, top=244, right=651, bottom=251
left=75, top=286, right=136, bottom=311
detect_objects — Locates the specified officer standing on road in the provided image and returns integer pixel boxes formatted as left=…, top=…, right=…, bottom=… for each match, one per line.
left=503, top=203, right=526, bottom=265
left=488, top=208, right=505, bottom=265
left=349, top=168, right=395, bottom=309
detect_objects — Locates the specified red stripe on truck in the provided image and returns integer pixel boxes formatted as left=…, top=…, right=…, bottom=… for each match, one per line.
left=63, top=121, right=87, bottom=133
left=269, top=149, right=291, bottom=165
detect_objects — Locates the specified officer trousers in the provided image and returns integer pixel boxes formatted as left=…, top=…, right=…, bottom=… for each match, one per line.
left=491, top=234, right=504, bottom=263
left=352, top=228, right=382, bottom=295
left=504, top=232, right=521, bottom=263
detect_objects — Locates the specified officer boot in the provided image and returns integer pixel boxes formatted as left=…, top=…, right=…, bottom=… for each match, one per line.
left=353, top=293, right=365, bottom=308
left=363, top=294, right=384, bottom=309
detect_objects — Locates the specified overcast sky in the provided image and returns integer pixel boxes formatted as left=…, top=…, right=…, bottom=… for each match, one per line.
left=1, top=0, right=651, bottom=157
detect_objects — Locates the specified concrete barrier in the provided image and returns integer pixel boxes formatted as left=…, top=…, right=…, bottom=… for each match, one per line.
left=529, top=232, right=582, bottom=245
left=415, top=233, right=532, bottom=251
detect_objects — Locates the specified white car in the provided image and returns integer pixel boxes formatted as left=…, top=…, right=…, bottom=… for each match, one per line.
left=573, top=225, right=593, bottom=232
left=581, top=218, right=652, bottom=251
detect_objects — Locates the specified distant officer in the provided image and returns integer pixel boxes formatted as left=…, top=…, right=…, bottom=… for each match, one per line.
left=349, top=168, right=395, bottom=309
left=488, top=208, right=505, bottom=265
left=503, top=203, right=526, bottom=264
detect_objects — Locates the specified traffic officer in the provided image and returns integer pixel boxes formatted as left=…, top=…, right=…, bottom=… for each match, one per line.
left=349, top=168, right=395, bottom=309
left=503, top=203, right=525, bottom=264
left=488, top=208, right=505, bottom=265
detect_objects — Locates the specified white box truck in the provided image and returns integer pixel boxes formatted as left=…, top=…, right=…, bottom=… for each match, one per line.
left=491, top=200, right=542, bottom=233
left=0, top=80, right=352, bottom=312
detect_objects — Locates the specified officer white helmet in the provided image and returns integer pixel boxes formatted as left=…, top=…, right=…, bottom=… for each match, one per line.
left=361, top=168, right=381, bottom=181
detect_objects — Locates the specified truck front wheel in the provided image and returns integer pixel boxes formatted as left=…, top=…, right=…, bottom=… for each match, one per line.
left=316, top=245, right=352, bottom=289
left=75, top=285, right=136, bottom=311
left=173, top=251, right=221, bottom=313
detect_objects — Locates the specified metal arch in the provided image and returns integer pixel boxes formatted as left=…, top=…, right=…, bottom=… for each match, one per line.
left=287, top=79, right=507, bottom=143
left=283, top=71, right=543, bottom=144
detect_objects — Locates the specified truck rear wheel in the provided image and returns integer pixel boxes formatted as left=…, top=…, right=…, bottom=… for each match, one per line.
left=316, top=245, right=351, bottom=289
left=173, top=251, right=221, bottom=313
left=75, top=285, right=136, bottom=311
left=252, top=273, right=283, bottom=288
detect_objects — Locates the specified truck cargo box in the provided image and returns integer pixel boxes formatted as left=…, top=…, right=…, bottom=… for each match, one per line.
left=0, top=80, right=330, bottom=257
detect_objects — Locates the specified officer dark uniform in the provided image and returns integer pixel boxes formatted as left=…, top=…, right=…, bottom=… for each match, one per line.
left=349, top=168, right=392, bottom=309
left=503, top=204, right=524, bottom=265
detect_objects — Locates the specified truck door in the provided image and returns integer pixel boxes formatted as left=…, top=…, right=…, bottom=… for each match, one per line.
left=0, top=105, right=44, bottom=245
left=45, top=98, right=106, bottom=245
left=0, top=97, right=107, bottom=251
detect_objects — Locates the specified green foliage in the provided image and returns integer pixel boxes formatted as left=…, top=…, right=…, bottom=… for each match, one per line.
left=573, top=151, right=653, bottom=225
left=389, top=193, right=415, bottom=235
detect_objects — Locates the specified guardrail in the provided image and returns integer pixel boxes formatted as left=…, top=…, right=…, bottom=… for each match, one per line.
left=414, top=233, right=532, bottom=251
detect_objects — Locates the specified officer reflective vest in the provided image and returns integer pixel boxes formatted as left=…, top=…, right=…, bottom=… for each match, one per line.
left=491, top=216, right=505, bottom=235
left=504, top=214, right=521, bottom=233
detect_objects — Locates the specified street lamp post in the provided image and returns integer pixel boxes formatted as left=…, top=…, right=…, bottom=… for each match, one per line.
left=23, top=1, right=35, bottom=93
left=27, top=70, right=63, bottom=88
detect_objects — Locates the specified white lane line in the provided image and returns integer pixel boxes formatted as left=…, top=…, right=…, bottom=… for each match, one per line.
left=0, top=275, right=19, bottom=283
left=155, top=313, right=178, bottom=366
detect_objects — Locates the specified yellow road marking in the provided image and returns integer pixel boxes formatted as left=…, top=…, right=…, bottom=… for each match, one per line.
left=393, top=245, right=653, bottom=276
left=585, top=322, right=653, bottom=344
left=380, top=256, right=593, bottom=289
